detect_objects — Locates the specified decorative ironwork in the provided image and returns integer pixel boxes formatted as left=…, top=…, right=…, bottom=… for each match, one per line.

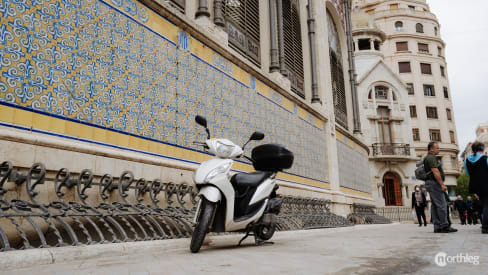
left=0, top=161, right=352, bottom=251
left=371, top=143, right=411, bottom=157
left=375, top=206, right=413, bottom=223
left=347, top=203, right=391, bottom=224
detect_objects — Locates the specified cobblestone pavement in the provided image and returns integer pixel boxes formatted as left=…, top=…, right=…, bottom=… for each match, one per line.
left=1, top=223, right=486, bottom=274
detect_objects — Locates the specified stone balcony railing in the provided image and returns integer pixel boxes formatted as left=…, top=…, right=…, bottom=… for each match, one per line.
left=371, top=143, right=411, bottom=161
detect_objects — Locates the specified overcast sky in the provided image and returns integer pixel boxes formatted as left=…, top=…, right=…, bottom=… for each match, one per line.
left=427, top=0, right=488, bottom=157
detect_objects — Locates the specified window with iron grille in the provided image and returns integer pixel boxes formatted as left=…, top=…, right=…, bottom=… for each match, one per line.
left=396, top=41, right=408, bottom=51
left=443, top=87, right=449, bottom=98
left=223, top=0, right=260, bottom=65
left=429, top=129, right=441, bottom=142
left=409, top=105, right=417, bottom=118
left=420, top=63, right=432, bottom=74
left=407, top=83, right=414, bottom=95
left=165, top=0, right=185, bottom=13
left=446, top=108, right=452, bottom=120
left=450, top=131, right=456, bottom=144
left=412, top=128, right=420, bottom=141
left=418, top=43, right=429, bottom=53
left=424, top=85, right=435, bottom=96
left=399, top=62, right=411, bottom=73
left=426, top=106, right=438, bottom=119
left=328, top=10, right=347, bottom=128
left=281, top=0, right=304, bottom=97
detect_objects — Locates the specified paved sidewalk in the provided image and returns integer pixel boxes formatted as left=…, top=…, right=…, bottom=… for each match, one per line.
left=1, top=223, right=486, bottom=274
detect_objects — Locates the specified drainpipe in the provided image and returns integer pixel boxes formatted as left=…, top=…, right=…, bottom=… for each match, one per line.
left=307, top=0, right=320, bottom=104
left=344, top=0, right=361, bottom=133
left=269, top=0, right=280, bottom=72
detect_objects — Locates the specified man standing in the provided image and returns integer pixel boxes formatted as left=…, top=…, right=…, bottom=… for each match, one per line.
left=453, top=195, right=467, bottom=225
left=424, top=142, right=457, bottom=233
left=464, top=141, right=488, bottom=234
left=411, top=186, right=427, bottom=227
left=466, top=196, right=475, bottom=225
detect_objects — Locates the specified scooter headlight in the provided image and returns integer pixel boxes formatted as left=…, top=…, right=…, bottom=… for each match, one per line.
left=205, top=162, right=232, bottom=182
left=215, top=141, right=234, bottom=158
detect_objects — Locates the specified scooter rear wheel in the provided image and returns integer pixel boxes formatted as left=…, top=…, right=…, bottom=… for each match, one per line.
left=254, top=223, right=276, bottom=241
left=190, top=197, right=215, bottom=253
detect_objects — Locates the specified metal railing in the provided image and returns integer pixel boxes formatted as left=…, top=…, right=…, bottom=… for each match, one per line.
left=0, top=160, right=352, bottom=251
left=371, top=143, right=410, bottom=157
left=375, top=206, right=413, bottom=222
left=347, top=203, right=391, bottom=224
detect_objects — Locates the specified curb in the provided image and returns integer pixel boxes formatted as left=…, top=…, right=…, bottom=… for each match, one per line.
left=0, top=223, right=399, bottom=271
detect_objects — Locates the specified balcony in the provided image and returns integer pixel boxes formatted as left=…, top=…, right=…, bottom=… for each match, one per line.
left=371, top=143, right=411, bottom=161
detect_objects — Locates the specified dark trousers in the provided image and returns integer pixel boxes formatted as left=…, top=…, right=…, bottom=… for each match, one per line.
left=415, top=206, right=427, bottom=225
left=425, top=180, right=448, bottom=230
left=458, top=210, right=466, bottom=225
left=482, top=196, right=488, bottom=229
left=467, top=210, right=476, bottom=224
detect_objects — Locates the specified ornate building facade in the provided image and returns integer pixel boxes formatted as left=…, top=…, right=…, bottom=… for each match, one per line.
left=352, top=0, right=460, bottom=204
left=0, top=0, right=373, bottom=216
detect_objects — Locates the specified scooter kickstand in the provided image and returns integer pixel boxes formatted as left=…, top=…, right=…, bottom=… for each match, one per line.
left=238, top=230, right=253, bottom=246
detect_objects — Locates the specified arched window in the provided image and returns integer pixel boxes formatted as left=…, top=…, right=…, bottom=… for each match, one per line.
left=434, top=26, right=438, bottom=36
left=282, top=0, right=304, bottom=97
left=395, top=21, right=403, bottom=31
left=416, top=23, right=424, bottom=33
left=223, top=0, right=260, bottom=64
left=328, top=10, right=347, bottom=128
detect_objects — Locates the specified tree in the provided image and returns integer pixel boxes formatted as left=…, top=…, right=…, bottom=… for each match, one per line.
left=455, top=173, right=472, bottom=199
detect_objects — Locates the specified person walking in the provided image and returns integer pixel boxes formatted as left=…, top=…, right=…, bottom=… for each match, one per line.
left=473, top=194, right=483, bottom=225
left=464, top=141, right=488, bottom=234
left=466, top=196, right=475, bottom=225
left=453, top=195, right=467, bottom=225
left=424, top=142, right=457, bottom=233
left=411, top=185, right=427, bottom=227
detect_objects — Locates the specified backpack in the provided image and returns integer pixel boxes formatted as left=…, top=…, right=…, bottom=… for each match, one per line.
left=415, top=156, right=432, bottom=181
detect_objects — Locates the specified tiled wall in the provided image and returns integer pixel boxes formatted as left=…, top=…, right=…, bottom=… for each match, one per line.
left=0, top=0, right=329, bottom=187
left=336, top=133, right=371, bottom=194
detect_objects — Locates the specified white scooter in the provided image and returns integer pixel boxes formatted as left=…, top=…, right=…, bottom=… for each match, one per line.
left=190, top=115, right=294, bottom=253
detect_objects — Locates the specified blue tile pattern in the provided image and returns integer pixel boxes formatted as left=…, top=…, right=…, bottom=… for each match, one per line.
left=0, top=0, right=328, bottom=182
left=337, top=139, right=371, bottom=193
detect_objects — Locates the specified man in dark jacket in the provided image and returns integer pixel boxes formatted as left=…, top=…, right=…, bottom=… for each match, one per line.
left=453, top=195, right=467, bottom=225
left=411, top=185, right=427, bottom=226
left=464, top=141, right=488, bottom=234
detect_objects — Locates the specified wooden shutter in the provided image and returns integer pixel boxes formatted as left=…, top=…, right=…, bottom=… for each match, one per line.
left=223, top=0, right=261, bottom=64
left=396, top=42, right=408, bottom=51
left=283, top=0, right=304, bottom=97
left=418, top=43, right=429, bottom=53
left=398, top=62, right=411, bottom=73
left=420, top=63, right=431, bottom=74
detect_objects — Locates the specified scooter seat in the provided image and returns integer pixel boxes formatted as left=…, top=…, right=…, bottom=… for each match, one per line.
left=230, top=172, right=272, bottom=188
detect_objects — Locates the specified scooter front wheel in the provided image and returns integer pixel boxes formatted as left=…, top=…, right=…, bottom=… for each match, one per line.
left=190, top=197, right=215, bottom=253
left=254, top=223, right=276, bottom=241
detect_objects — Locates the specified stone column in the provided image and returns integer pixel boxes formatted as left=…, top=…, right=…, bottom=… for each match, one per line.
left=213, top=0, right=225, bottom=27
left=277, top=0, right=287, bottom=76
left=195, top=0, right=210, bottom=19
left=308, top=0, right=320, bottom=103
left=269, top=0, right=280, bottom=72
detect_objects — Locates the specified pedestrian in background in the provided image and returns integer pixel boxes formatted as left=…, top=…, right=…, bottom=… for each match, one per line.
left=411, top=185, right=427, bottom=227
left=466, top=196, right=475, bottom=225
left=454, top=195, right=467, bottom=225
left=464, top=141, right=488, bottom=234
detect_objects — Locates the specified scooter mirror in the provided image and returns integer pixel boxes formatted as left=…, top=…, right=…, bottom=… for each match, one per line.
left=195, top=115, right=207, bottom=127
left=250, top=132, right=265, bottom=141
